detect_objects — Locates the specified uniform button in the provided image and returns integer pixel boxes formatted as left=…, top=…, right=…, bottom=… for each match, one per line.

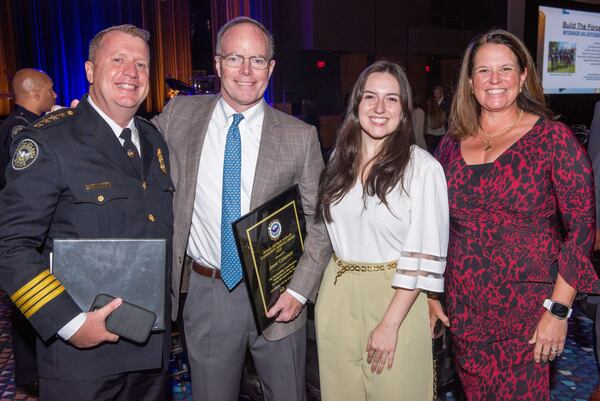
left=97, top=195, right=105, bottom=202
left=148, top=214, right=155, bottom=222
left=178, top=256, right=182, bottom=264
left=142, top=181, right=147, bottom=190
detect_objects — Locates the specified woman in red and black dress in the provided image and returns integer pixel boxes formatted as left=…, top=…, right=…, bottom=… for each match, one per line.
left=431, top=29, right=600, bottom=400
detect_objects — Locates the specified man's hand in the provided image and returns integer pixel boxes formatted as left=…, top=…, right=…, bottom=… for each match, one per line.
left=68, top=297, right=122, bottom=348
left=595, top=229, right=600, bottom=251
left=266, top=292, right=303, bottom=322
left=49, top=100, right=79, bottom=113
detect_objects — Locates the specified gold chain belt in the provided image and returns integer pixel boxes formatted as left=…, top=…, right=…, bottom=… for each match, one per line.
left=332, top=254, right=397, bottom=285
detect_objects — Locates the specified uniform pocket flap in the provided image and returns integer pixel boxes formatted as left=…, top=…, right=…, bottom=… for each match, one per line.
left=72, top=182, right=129, bottom=205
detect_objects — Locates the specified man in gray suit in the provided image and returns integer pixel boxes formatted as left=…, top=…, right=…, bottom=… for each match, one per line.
left=152, top=16, right=331, bottom=401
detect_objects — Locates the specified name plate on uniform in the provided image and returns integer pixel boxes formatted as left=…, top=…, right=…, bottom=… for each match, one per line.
left=51, top=239, right=167, bottom=331
left=233, top=185, right=306, bottom=334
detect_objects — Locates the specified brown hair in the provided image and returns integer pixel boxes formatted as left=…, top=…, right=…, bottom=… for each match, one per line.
left=450, top=29, right=550, bottom=139
left=88, top=24, right=150, bottom=62
left=317, top=60, right=414, bottom=222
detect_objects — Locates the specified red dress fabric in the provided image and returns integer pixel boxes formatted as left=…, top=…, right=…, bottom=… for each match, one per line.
left=435, top=118, right=600, bottom=401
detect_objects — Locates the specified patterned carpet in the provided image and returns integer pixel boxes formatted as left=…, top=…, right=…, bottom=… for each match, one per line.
left=0, top=290, right=598, bottom=401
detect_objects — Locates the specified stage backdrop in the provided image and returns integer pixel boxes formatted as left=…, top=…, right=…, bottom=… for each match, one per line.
left=0, top=0, right=274, bottom=115
left=0, top=0, right=191, bottom=114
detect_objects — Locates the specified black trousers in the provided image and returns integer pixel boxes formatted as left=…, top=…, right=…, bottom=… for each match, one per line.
left=40, top=368, right=166, bottom=401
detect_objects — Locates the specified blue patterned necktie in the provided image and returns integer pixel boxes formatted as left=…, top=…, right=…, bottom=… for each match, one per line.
left=221, top=113, right=245, bottom=290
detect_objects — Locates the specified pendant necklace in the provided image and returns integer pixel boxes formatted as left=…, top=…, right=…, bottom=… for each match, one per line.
left=478, top=109, right=524, bottom=152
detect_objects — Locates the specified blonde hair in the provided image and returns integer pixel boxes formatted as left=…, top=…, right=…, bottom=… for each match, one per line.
left=89, top=24, right=150, bottom=62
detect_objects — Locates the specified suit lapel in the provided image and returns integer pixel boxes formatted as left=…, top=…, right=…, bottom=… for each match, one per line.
left=78, top=97, right=139, bottom=178
left=178, top=95, right=220, bottom=227
left=250, top=104, right=281, bottom=209
left=185, top=96, right=219, bottom=188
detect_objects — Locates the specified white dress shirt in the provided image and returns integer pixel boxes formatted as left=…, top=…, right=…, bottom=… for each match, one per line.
left=187, top=98, right=306, bottom=303
left=325, top=146, right=449, bottom=292
left=57, top=96, right=138, bottom=340
left=187, top=98, right=263, bottom=266
left=88, top=96, right=140, bottom=153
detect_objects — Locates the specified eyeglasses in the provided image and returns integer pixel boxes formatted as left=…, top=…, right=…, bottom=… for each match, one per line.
left=218, top=53, right=272, bottom=70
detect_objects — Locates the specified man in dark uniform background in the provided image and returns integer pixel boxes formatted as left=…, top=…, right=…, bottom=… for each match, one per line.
left=0, top=24, right=173, bottom=401
left=0, top=68, right=56, bottom=189
left=0, top=67, right=56, bottom=396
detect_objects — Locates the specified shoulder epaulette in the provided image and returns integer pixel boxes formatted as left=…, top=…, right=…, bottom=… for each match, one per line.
left=135, top=115, right=157, bottom=129
left=33, top=108, right=76, bottom=129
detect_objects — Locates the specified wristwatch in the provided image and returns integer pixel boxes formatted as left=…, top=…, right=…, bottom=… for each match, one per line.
left=543, top=299, right=572, bottom=320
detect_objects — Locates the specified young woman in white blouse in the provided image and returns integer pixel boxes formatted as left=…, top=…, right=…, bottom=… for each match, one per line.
left=315, top=60, right=449, bottom=401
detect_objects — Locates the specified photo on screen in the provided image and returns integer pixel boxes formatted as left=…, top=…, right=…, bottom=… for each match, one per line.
left=537, top=5, right=600, bottom=94
left=547, top=41, right=576, bottom=73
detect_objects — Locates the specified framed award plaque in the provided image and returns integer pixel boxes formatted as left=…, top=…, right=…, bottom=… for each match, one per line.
left=232, top=185, right=306, bottom=333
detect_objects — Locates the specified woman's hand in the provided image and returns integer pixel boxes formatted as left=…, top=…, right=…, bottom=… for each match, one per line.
left=528, top=311, right=568, bottom=363
left=428, top=298, right=450, bottom=338
left=366, top=320, right=400, bottom=374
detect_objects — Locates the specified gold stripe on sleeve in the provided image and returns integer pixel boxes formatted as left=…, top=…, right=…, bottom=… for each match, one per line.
left=10, top=270, right=52, bottom=303
left=14, top=275, right=57, bottom=309
left=19, top=280, right=63, bottom=314
left=23, top=286, right=66, bottom=318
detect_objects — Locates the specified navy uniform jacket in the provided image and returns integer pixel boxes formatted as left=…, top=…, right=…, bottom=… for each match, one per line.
left=0, top=95, right=174, bottom=380
left=0, top=105, right=40, bottom=189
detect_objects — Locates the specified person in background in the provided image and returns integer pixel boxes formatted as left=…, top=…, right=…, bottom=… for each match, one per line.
left=0, top=68, right=56, bottom=397
left=433, top=85, right=451, bottom=118
left=315, top=60, right=449, bottom=401
left=425, top=98, right=447, bottom=153
left=585, top=99, right=600, bottom=401
left=0, top=68, right=56, bottom=189
left=412, top=91, right=427, bottom=150
left=433, top=29, right=600, bottom=400
left=152, top=16, right=331, bottom=401
left=0, top=25, right=173, bottom=401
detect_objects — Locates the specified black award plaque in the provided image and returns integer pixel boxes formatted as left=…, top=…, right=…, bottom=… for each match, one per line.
left=232, top=185, right=306, bottom=334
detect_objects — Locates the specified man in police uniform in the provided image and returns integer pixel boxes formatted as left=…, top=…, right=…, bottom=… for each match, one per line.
left=0, top=68, right=56, bottom=396
left=0, top=25, right=173, bottom=401
left=0, top=68, right=56, bottom=189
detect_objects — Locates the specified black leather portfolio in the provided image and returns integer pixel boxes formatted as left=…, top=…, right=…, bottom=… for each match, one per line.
left=51, top=239, right=167, bottom=331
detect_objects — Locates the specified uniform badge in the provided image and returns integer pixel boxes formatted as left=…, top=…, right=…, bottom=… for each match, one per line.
left=11, top=125, right=25, bottom=138
left=157, top=148, right=167, bottom=174
left=12, top=139, right=39, bottom=170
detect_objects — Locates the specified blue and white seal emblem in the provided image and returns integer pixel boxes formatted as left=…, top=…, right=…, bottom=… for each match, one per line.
left=267, top=219, right=282, bottom=240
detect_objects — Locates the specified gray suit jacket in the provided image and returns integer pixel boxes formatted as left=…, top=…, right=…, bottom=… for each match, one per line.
left=587, top=100, right=600, bottom=223
left=153, top=94, right=331, bottom=341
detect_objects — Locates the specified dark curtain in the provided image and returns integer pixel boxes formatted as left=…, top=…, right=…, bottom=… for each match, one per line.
left=11, top=0, right=144, bottom=106
left=0, top=0, right=17, bottom=115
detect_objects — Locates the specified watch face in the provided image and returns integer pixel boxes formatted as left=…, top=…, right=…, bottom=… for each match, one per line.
left=551, top=302, right=570, bottom=318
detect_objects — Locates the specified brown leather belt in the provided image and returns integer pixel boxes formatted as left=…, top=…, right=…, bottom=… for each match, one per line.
left=191, top=260, right=221, bottom=279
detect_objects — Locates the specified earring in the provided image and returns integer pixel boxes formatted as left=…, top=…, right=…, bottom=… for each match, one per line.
left=519, top=86, right=523, bottom=93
